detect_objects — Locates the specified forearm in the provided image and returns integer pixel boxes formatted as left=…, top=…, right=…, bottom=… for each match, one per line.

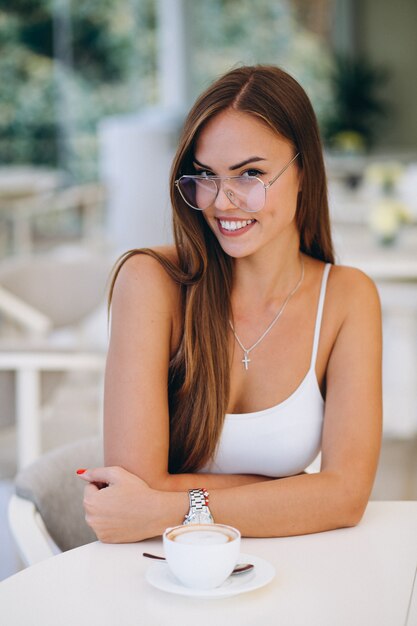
left=153, top=471, right=364, bottom=538
left=210, top=471, right=364, bottom=536
left=159, top=472, right=274, bottom=492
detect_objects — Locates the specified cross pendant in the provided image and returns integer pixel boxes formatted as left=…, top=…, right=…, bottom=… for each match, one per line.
left=242, top=352, right=251, bottom=370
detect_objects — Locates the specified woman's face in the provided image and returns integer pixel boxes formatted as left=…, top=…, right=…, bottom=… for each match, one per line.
left=192, top=108, right=301, bottom=259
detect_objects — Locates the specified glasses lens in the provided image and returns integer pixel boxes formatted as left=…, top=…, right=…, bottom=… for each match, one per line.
left=178, top=177, right=218, bottom=210
left=177, top=176, right=265, bottom=212
left=225, top=178, right=265, bottom=212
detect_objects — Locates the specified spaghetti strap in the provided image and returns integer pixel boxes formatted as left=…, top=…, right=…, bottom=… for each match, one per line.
left=310, top=263, right=331, bottom=370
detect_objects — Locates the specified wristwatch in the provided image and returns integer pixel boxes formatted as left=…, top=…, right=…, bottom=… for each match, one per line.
left=183, top=488, right=214, bottom=525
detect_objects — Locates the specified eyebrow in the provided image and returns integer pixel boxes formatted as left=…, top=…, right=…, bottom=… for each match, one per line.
left=193, top=156, right=267, bottom=171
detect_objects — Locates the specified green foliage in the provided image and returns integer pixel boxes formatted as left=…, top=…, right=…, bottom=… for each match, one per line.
left=0, top=0, right=331, bottom=180
left=0, top=0, right=156, bottom=179
left=0, top=0, right=52, bottom=20
left=0, top=27, right=57, bottom=164
left=322, top=53, right=390, bottom=149
left=4, top=0, right=133, bottom=82
left=189, top=0, right=332, bottom=122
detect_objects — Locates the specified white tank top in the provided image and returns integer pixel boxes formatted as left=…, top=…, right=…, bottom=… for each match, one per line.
left=200, top=263, right=331, bottom=478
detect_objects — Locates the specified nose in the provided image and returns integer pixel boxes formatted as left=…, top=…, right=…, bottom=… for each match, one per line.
left=213, top=181, right=237, bottom=212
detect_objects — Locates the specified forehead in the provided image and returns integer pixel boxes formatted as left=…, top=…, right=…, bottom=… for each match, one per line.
left=194, top=109, right=288, bottom=163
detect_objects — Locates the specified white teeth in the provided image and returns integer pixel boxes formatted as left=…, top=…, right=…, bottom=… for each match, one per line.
left=219, top=219, right=254, bottom=231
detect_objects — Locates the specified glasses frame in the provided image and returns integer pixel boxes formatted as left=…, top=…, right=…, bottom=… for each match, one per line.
left=175, top=152, right=300, bottom=213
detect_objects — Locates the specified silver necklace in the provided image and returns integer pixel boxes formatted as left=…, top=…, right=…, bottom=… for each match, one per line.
left=229, top=256, right=305, bottom=370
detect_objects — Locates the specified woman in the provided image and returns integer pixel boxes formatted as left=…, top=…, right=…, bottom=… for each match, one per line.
left=78, top=65, right=382, bottom=542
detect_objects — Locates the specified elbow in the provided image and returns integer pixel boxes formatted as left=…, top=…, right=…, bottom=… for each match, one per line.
left=344, top=499, right=367, bottom=528
left=341, top=484, right=370, bottom=528
left=328, top=472, right=370, bottom=529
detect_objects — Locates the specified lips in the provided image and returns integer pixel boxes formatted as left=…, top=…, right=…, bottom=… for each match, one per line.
left=215, top=217, right=257, bottom=236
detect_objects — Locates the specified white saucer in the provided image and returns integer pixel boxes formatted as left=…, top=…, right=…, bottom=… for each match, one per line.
left=145, top=552, right=275, bottom=599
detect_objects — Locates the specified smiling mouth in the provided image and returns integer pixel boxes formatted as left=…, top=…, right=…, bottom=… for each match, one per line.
left=216, top=218, right=256, bottom=233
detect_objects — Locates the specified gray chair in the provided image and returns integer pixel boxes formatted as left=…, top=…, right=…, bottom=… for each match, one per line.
left=8, top=436, right=103, bottom=566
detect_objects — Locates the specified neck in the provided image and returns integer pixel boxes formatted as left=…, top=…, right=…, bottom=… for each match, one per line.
left=231, top=233, right=303, bottom=312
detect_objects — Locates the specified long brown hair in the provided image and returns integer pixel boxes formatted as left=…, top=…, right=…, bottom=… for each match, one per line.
left=108, top=65, right=334, bottom=473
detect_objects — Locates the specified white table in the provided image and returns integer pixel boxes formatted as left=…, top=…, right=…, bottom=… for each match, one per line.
left=1, top=502, right=416, bottom=626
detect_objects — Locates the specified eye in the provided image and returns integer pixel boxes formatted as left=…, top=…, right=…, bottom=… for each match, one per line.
left=199, top=169, right=215, bottom=177
left=241, top=168, right=264, bottom=178
left=193, top=168, right=215, bottom=177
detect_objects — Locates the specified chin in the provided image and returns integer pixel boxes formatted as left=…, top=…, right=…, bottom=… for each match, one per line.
left=217, top=241, right=259, bottom=259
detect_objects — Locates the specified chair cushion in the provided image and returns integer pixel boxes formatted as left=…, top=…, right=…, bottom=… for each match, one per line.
left=15, top=436, right=103, bottom=552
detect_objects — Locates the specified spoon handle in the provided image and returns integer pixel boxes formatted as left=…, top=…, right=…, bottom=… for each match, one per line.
left=142, top=552, right=254, bottom=575
left=143, top=552, right=165, bottom=561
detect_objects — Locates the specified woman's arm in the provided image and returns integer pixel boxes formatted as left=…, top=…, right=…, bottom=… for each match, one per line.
left=168, top=267, right=383, bottom=535
left=81, top=266, right=382, bottom=541
left=103, top=250, right=271, bottom=491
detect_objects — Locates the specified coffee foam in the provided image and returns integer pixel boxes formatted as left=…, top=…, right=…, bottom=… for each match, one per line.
left=167, top=525, right=236, bottom=545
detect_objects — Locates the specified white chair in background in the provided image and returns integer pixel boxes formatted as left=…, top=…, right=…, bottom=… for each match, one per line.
left=0, top=180, right=106, bottom=257
left=0, top=249, right=111, bottom=468
left=0, top=248, right=111, bottom=334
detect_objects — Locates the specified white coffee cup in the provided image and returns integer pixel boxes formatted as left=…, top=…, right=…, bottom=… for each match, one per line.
left=163, top=523, right=241, bottom=589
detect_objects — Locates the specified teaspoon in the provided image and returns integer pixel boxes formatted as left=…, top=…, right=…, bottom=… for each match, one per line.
left=142, top=552, right=254, bottom=575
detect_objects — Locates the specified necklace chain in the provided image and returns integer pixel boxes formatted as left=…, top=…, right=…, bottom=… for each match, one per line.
left=229, top=256, right=305, bottom=370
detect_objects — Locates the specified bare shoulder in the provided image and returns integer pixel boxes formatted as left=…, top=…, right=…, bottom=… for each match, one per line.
left=111, top=245, right=180, bottom=315
left=327, top=264, right=381, bottom=329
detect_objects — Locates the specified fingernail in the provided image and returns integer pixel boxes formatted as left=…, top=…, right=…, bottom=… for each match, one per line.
left=76, top=468, right=87, bottom=475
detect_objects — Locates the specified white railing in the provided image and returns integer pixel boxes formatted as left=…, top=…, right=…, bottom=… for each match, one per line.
left=0, top=350, right=105, bottom=470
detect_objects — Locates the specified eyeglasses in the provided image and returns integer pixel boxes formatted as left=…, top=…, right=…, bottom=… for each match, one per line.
left=175, top=152, right=299, bottom=213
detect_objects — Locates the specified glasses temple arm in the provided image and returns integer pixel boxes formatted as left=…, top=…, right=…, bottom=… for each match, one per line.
left=265, top=152, right=300, bottom=189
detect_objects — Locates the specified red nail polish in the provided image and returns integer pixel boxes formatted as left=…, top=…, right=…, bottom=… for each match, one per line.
left=77, top=468, right=87, bottom=474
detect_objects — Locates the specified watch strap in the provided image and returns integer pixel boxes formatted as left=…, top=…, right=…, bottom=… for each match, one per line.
left=183, top=487, right=214, bottom=524
left=189, top=487, right=209, bottom=510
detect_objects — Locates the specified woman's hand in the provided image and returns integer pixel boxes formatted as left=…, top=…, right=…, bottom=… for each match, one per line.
left=77, top=466, right=163, bottom=543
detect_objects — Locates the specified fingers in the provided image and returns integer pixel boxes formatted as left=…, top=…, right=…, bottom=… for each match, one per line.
left=76, top=466, right=122, bottom=486
left=77, top=468, right=102, bottom=488
left=84, top=482, right=99, bottom=497
left=83, top=483, right=99, bottom=532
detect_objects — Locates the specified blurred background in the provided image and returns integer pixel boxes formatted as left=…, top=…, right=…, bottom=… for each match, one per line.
left=0, top=0, right=416, bottom=579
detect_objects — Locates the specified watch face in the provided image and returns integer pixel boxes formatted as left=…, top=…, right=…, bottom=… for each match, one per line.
left=197, top=512, right=214, bottom=524
left=186, top=511, right=214, bottom=525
